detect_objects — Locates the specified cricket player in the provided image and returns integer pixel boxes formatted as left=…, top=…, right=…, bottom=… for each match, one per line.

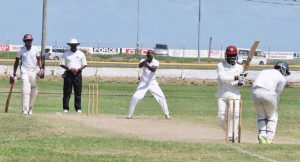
left=215, top=45, right=245, bottom=142
left=127, top=50, right=171, bottom=119
left=11, top=34, right=44, bottom=115
left=252, top=61, right=290, bottom=144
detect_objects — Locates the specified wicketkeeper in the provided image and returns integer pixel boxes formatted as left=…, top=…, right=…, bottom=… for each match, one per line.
left=215, top=45, right=245, bottom=142
left=11, top=34, right=44, bottom=115
left=252, top=61, right=290, bottom=144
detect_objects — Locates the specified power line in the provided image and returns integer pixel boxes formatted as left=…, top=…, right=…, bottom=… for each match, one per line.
left=167, top=0, right=300, bottom=23
left=246, top=0, right=300, bottom=6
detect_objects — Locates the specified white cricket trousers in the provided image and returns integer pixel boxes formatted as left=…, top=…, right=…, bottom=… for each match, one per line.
left=128, top=82, right=170, bottom=117
left=21, top=71, right=38, bottom=113
left=252, top=89, right=278, bottom=141
left=216, top=97, right=241, bottom=140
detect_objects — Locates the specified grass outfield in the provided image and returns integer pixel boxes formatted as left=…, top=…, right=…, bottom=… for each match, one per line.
left=0, top=78, right=300, bottom=161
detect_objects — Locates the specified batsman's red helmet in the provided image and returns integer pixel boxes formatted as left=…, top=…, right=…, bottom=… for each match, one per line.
left=147, top=50, right=154, bottom=55
left=23, top=34, right=33, bottom=41
left=225, top=45, right=238, bottom=55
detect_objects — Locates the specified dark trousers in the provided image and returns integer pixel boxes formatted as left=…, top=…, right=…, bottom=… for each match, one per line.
left=63, top=71, right=82, bottom=111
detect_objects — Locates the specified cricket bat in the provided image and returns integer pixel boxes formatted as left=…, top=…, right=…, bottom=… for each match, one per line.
left=5, top=82, right=15, bottom=113
left=243, top=40, right=260, bottom=72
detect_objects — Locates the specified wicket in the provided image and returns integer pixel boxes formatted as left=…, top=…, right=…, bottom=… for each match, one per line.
left=225, top=98, right=243, bottom=143
left=88, top=83, right=99, bottom=115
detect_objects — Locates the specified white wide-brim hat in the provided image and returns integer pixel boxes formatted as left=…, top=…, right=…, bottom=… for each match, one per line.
left=67, top=38, right=80, bottom=45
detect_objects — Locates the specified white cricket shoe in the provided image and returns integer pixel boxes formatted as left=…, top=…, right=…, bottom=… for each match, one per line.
left=77, top=110, right=82, bottom=113
left=126, top=115, right=133, bottom=119
left=28, top=111, right=33, bottom=115
left=165, top=115, right=171, bottom=119
left=63, top=109, right=69, bottom=113
left=23, top=111, right=28, bottom=115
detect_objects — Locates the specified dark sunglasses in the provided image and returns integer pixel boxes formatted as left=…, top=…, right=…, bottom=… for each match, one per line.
left=24, top=39, right=33, bottom=42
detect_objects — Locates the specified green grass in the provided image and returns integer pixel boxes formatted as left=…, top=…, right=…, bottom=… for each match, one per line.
left=1, top=79, right=300, bottom=161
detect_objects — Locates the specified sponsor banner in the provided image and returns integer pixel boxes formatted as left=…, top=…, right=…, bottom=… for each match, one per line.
left=268, top=52, right=294, bottom=60
left=122, top=48, right=149, bottom=55
left=169, top=49, right=221, bottom=58
left=9, top=45, right=22, bottom=52
left=78, top=47, right=93, bottom=53
left=92, top=48, right=121, bottom=55
left=0, top=45, right=9, bottom=51
left=208, top=50, right=223, bottom=58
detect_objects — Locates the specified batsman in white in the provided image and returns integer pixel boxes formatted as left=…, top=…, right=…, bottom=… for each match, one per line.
left=252, top=61, right=290, bottom=144
left=11, top=34, right=44, bottom=115
left=215, top=45, right=245, bottom=141
left=127, top=50, right=171, bottom=119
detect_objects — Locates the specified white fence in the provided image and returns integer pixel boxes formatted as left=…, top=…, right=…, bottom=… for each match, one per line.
left=1, top=44, right=299, bottom=60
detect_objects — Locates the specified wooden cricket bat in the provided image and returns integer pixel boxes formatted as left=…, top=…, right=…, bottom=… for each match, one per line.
left=5, top=82, right=15, bottom=113
left=243, top=40, right=260, bottom=72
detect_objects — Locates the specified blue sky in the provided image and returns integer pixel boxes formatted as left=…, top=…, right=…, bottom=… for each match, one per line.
left=0, top=0, right=300, bottom=51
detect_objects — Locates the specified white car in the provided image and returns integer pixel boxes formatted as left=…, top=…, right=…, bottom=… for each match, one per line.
left=44, top=47, right=68, bottom=60
left=237, top=48, right=267, bottom=65
left=154, top=44, right=169, bottom=56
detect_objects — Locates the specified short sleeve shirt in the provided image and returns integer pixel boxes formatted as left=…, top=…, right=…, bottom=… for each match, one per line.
left=140, top=58, right=159, bottom=84
left=16, top=46, right=39, bottom=73
left=60, top=50, right=87, bottom=69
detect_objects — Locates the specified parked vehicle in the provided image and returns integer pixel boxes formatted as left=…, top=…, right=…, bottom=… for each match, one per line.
left=44, top=46, right=68, bottom=60
left=154, top=44, right=169, bottom=56
left=237, top=48, right=267, bottom=65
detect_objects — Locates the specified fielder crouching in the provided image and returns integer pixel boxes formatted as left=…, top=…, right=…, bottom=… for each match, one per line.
left=11, top=34, right=44, bottom=115
left=215, top=45, right=245, bottom=142
left=127, top=50, right=171, bottom=119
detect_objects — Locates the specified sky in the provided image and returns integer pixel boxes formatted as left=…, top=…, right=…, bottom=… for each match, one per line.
left=0, top=0, right=300, bottom=51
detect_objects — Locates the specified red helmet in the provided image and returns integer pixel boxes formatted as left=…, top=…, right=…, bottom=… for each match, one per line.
left=23, top=34, right=33, bottom=41
left=225, top=45, right=238, bottom=55
left=147, top=50, right=154, bottom=55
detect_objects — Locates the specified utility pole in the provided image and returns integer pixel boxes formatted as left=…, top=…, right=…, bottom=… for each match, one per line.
left=41, top=0, right=47, bottom=69
left=136, top=0, right=140, bottom=55
left=197, top=0, right=201, bottom=63
left=208, top=36, right=212, bottom=58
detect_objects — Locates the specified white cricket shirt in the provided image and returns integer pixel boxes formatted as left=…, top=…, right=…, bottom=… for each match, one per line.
left=253, top=69, right=286, bottom=96
left=140, top=58, right=159, bottom=84
left=16, top=46, right=40, bottom=73
left=60, top=50, right=87, bottom=69
left=215, top=60, right=244, bottom=98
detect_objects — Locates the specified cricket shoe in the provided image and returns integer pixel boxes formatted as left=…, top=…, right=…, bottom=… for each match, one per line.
left=23, top=111, right=28, bottom=115
left=28, top=111, right=33, bottom=115
left=259, top=139, right=267, bottom=144
left=77, top=110, right=82, bottom=113
left=165, top=115, right=171, bottom=119
left=126, top=115, right=133, bottom=119
left=63, top=109, right=69, bottom=113
left=266, top=140, right=274, bottom=144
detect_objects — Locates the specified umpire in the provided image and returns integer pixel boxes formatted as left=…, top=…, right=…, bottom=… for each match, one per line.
left=60, top=39, right=87, bottom=113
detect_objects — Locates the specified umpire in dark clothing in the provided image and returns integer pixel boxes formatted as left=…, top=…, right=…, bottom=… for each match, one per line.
left=60, top=39, right=87, bottom=113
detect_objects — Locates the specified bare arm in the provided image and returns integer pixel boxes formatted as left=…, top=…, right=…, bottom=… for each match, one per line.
left=60, top=65, right=69, bottom=71
left=36, top=56, right=43, bottom=69
left=139, top=60, right=145, bottom=68
left=77, top=65, right=86, bottom=72
left=144, top=62, right=157, bottom=72
left=13, top=58, right=20, bottom=76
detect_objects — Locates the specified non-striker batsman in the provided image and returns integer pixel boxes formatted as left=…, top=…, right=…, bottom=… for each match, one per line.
left=11, top=34, right=44, bottom=115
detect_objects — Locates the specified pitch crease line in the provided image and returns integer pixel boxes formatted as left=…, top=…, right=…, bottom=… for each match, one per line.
left=232, top=145, right=278, bottom=162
